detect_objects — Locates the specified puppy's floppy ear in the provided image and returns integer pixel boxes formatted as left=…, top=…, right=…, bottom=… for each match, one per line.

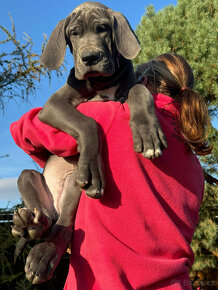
left=111, top=11, right=141, bottom=60
left=40, top=17, right=70, bottom=70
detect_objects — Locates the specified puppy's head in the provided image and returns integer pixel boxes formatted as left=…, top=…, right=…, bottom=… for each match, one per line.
left=40, top=1, right=141, bottom=80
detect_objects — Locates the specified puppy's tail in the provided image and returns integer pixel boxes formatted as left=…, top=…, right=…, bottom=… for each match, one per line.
left=14, top=237, right=28, bottom=264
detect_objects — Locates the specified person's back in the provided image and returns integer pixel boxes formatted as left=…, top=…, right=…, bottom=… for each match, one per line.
left=64, top=96, right=204, bottom=289
left=65, top=53, right=212, bottom=289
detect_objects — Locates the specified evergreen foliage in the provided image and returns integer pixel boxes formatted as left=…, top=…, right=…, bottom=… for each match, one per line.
left=0, top=14, right=65, bottom=111
left=134, top=0, right=218, bottom=277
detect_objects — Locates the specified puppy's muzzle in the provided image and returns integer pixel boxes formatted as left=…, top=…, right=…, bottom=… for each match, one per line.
left=81, top=50, right=103, bottom=66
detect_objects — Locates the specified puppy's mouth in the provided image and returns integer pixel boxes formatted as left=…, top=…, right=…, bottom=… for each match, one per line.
left=75, top=58, right=116, bottom=80
left=83, top=71, right=112, bottom=79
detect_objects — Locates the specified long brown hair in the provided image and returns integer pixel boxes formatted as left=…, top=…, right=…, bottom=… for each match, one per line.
left=136, top=53, right=212, bottom=155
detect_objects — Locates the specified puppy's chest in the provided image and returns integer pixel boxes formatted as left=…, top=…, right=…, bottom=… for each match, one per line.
left=90, top=85, right=119, bottom=102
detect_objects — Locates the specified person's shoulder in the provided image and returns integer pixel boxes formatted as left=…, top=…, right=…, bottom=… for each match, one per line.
left=77, top=101, right=124, bottom=119
left=77, top=101, right=125, bottom=131
left=78, top=101, right=122, bottom=111
left=153, top=93, right=180, bottom=116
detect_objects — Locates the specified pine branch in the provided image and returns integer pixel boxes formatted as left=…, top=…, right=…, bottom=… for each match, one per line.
left=0, top=154, right=9, bottom=158
left=0, top=14, right=67, bottom=111
left=203, top=170, right=218, bottom=185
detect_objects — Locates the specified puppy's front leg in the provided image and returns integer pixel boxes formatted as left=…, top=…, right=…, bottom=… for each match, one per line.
left=38, top=84, right=104, bottom=198
left=127, top=84, right=168, bottom=159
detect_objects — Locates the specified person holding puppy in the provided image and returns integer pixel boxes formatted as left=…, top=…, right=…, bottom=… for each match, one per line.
left=11, top=53, right=211, bottom=289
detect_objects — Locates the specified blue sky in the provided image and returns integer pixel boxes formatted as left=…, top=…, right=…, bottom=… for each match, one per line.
left=0, top=0, right=178, bottom=208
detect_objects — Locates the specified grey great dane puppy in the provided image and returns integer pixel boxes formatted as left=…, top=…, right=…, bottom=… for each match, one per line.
left=12, top=1, right=167, bottom=284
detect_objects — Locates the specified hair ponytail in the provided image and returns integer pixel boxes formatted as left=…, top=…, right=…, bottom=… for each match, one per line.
left=178, top=88, right=212, bottom=155
left=137, top=53, right=212, bottom=155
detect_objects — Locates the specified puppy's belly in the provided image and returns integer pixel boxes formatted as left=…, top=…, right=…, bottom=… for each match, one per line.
left=43, top=155, right=78, bottom=214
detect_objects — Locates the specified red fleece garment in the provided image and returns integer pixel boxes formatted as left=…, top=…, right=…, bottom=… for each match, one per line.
left=10, top=94, right=204, bottom=289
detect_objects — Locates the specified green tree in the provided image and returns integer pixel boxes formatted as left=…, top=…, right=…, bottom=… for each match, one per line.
left=0, top=15, right=65, bottom=111
left=134, top=0, right=217, bottom=285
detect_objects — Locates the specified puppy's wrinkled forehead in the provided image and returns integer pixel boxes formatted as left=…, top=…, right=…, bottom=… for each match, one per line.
left=69, top=2, right=112, bottom=28
left=74, top=1, right=109, bottom=12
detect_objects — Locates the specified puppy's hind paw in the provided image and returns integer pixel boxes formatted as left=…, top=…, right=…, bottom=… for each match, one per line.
left=13, top=208, right=33, bottom=228
left=25, top=242, right=61, bottom=284
left=12, top=207, right=52, bottom=240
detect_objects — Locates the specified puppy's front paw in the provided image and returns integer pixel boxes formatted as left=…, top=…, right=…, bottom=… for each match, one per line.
left=130, top=118, right=167, bottom=159
left=128, top=84, right=168, bottom=159
left=77, top=153, right=104, bottom=198
left=143, top=148, right=161, bottom=159
left=25, top=242, right=61, bottom=284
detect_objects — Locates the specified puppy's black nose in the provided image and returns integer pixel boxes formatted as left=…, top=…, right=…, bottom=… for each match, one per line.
left=82, top=51, right=102, bottom=66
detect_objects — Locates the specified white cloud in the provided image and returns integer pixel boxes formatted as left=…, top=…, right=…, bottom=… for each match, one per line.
left=0, top=177, right=22, bottom=208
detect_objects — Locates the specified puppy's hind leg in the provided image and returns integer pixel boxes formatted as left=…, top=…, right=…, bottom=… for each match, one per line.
left=12, top=169, right=58, bottom=258
left=25, top=169, right=82, bottom=284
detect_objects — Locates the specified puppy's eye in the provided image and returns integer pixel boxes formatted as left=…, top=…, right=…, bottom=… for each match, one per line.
left=69, top=27, right=81, bottom=36
left=96, top=24, right=110, bottom=33
left=70, top=30, right=79, bottom=36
